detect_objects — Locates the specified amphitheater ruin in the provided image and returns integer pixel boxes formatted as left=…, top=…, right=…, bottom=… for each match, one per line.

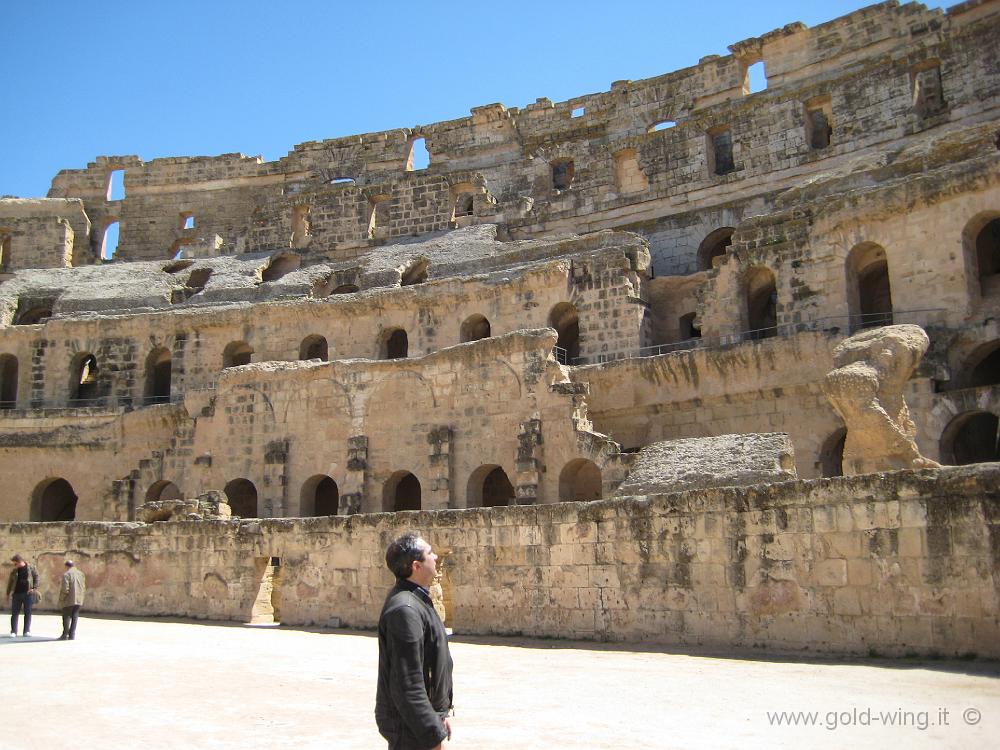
left=2, top=1, right=999, bottom=657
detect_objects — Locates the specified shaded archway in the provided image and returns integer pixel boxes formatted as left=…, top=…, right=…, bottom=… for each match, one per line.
left=299, top=335, right=329, bottom=361
left=70, top=353, right=100, bottom=403
left=558, top=459, right=602, bottom=502
left=940, top=411, right=1000, bottom=465
left=460, top=314, right=491, bottom=343
left=698, top=227, right=734, bottom=270
left=972, top=217, right=1000, bottom=295
left=818, top=428, right=847, bottom=478
left=384, top=471, right=421, bottom=512
left=223, top=341, right=253, bottom=368
left=847, top=243, right=892, bottom=330
left=549, top=302, right=580, bottom=364
left=31, top=478, right=78, bottom=521
left=144, top=347, right=172, bottom=404
left=261, top=252, right=301, bottom=282
left=301, top=474, right=339, bottom=516
left=0, top=353, right=17, bottom=409
left=745, top=266, right=777, bottom=339
left=224, top=478, right=258, bottom=518
left=964, top=341, right=1000, bottom=389
left=467, top=464, right=515, bottom=508
left=145, top=480, right=182, bottom=502
left=382, top=328, right=408, bottom=360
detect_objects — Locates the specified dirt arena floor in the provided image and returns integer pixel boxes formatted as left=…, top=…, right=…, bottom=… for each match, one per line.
left=2, top=613, right=998, bottom=749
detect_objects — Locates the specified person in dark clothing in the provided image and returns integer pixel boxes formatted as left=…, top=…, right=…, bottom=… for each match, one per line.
left=6, top=554, right=39, bottom=637
left=375, top=533, right=454, bottom=750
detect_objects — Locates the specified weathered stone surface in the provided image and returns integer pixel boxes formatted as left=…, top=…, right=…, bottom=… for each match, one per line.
left=614, top=433, right=796, bottom=495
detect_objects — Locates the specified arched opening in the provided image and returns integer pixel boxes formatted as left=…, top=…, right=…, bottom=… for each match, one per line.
left=818, top=428, right=847, bottom=478
left=744, top=59, right=767, bottom=93
left=31, top=478, right=78, bottom=522
left=0, top=354, right=18, bottom=409
left=106, top=168, right=125, bottom=201
left=384, top=471, right=421, bottom=512
left=460, top=314, right=491, bottom=343
left=401, top=259, right=429, bottom=286
left=291, top=205, right=311, bottom=248
left=974, top=218, right=1000, bottom=296
left=14, top=305, right=52, bottom=325
left=745, top=266, right=777, bottom=339
left=649, top=120, right=676, bottom=133
left=144, top=347, right=171, bottom=404
left=367, top=194, right=390, bottom=240
left=301, top=474, right=339, bottom=516
left=145, top=480, right=182, bottom=502
left=467, top=465, right=515, bottom=508
left=382, top=328, right=408, bottom=360
left=223, top=341, right=253, bottom=368
left=101, top=221, right=120, bottom=261
left=261, top=252, right=301, bottom=282
left=847, top=243, right=893, bottom=331
left=940, top=411, right=1000, bottom=465
left=551, top=159, right=575, bottom=190
left=964, top=341, right=1000, bottom=389
left=181, top=213, right=195, bottom=230
left=678, top=312, right=701, bottom=341
left=698, top=227, right=734, bottom=270
left=299, top=335, right=328, bottom=361
left=71, top=353, right=100, bottom=404
left=224, top=478, right=258, bottom=518
left=453, top=193, right=474, bottom=218
left=406, top=137, right=430, bottom=171
left=549, top=302, right=580, bottom=364
left=559, top=459, right=602, bottom=502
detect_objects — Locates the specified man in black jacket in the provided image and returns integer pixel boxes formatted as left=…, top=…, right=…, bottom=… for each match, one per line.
left=375, top=533, right=454, bottom=750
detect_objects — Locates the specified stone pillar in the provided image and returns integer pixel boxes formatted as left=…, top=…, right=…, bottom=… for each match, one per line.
left=261, top=439, right=289, bottom=517
left=340, top=436, right=367, bottom=514
left=427, top=426, right=453, bottom=510
left=515, top=419, right=543, bottom=504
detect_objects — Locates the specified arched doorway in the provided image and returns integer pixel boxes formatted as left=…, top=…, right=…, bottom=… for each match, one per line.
left=382, top=329, right=408, bottom=360
left=460, top=314, right=491, bottom=343
left=299, top=335, right=329, bottom=361
left=940, top=411, right=1000, bottom=465
left=384, top=471, right=421, bottom=512
left=145, top=480, right=182, bottom=502
left=964, top=341, right=1000, bottom=389
left=71, top=353, right=100, bottom=403
left=301, top=474, right=339, bottom=516
left=223, top=341, right=253, bottom=368
left=224, top=478, right=258, bottom=518
left=549, top=303, right=580, bottom=364
left=31, top=478, right=78, bottom=521
left=745, top=267, right=777, bottom=339
left=818, top=428, right=847, bottom=478
left=973, top=217, right=1000, bottom=295
left=847, top=243, right=893, bottom=330
left=144, top=347, right=172, bottom=404
left=698, top=227, right=734, bottom=270
left=467, top=465, right=515, bottom=507
left=558, top=459, right=602, bottom=502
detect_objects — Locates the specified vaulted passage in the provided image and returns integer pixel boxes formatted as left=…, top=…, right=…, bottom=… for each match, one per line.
left=145, top=347, right=172, bottom=404
left=71, top=354, right=100, bottom=403
left=460, top=314, right=491, bottom=343
left=385, top=471, right=420, bottom=512
left=467, top=465, right=515, bottom=507
left=299, top=335, right=329, bottom=361
left=382, top=329, right=408, bottom=360
left=31, top=478, right=78, bottom=521
left=224, top=478, right=258, bottom=518
left=847, top=243, right=892, bottom=330
left=940, top=411, right=1000, bottom=465
left=302, top=475, right=339, bottom=516
left=975, top=218, right=1000, bottom=295
left=818, top=428, right=846, bottom=478
left=965, top=342, right=1000, bottom=389
left=745, top=267, right=777, bottom=338
left=549, top=303, right=580, bottom=364
left=223, top=341, right=253, bottom=368
left=146, top=480, right=182, bottom=502
left=559, top=459, right=602, bottom=502
left=698, top=227, right=734, bottom=270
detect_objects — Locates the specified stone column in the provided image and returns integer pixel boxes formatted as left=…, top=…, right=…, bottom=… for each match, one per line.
left=340, top=436, right=368, bottom=514
left=515, top=418, right=543, bottom=504
left=427, top=426, right=453, bottom=510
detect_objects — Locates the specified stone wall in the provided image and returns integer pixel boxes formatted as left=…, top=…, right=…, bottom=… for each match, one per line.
left=3, top=464, right=997, bottom=657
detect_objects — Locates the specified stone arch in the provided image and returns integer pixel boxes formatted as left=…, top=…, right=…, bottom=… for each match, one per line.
left=299, top=335, right=328, bottom=361
left=558, top=459, right=602, bottom=502
left=380, top=328, right=408, bottom=360
left=224, top=478, right=258, bottom=518
left=467, top=464, right=515, bottom=508
left=0, top=353, right=17, bottom=409
left=549, top=302, right=580, bottom=364
left=144, top=346, right=172, bottom=404
left=939, top=410, right=1000, bottom=465
left=384, top=471, right=421, bottom=512
left=70, top=352, right=100, bottom=403
left=223, top=341, right=253, bottom=368
left=846, top=242, right=892, bottom=330
left=261, top=251, right=301, bottom=282
left=301, top=474, right=339, bottom=516
left=744, top=266, right=777, bottom=338
left=818, top=428, right=847, bottom=478
left=15, top=305, right=52, bottom=325
left=963, top=212, right=1000, bottom=297
left=698, top=227, right=734, bottom=270
left=460, top=314, right=491, bottom=343
left=961, top=340, right=1000, bottom=389
left=401, top=258, right=429, bottom=286
left=145, top=480, right=182, bottom=502
left=30, top=478, right=78, bottom=521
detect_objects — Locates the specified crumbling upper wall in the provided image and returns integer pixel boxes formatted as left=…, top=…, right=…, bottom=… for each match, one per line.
left=0, top=199, right=91, bottom=270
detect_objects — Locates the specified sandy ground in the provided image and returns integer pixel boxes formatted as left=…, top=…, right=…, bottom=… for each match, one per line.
left=1, top=613, right=998, bottom=749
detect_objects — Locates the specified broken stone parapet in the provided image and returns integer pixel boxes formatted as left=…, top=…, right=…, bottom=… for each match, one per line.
left=136, top=490, right=232, bottom=522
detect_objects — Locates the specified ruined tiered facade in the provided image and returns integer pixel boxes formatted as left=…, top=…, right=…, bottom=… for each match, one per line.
left=1, top=1, right=999, bottom=655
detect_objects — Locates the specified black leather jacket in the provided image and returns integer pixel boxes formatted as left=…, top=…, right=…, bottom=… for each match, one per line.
left=375, top=579, right=453, bottom=749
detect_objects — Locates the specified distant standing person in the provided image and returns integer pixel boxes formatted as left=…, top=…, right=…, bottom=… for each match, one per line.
left=58, top=560, right=86, bottom=640
left=375, top=532, right=454, bottom=750
left=6, top=554, right=39, bottom=637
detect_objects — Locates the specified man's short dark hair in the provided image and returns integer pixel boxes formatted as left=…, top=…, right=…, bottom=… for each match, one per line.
left=385, top=532, right=426, bottom=580
left=10, top=554, right=24, bottom=563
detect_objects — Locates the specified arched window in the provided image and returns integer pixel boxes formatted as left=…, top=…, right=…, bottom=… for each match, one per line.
left=144, top=347, right=171, bottom=404
left=549, top=302, right=580, bottom=364
left=101, top=221, right=120, bottom=260
left=940, top=411, right=1000, bottom=465
left=460, top=314, right=491, bottom=343
left=0, top=354, right=17, bottom=409
left=847, top=243, right=893, bottom=331
left=973, top=217, right=1000, bottom=296
left=558, top=459, right=602, bottom=502
left=384, top=471, right=421, bottom=512
left=299, top=335, right=328, bottom=361
left=224, top=478, right=258, bottom=518
left=71, top=353, right=100, bottom=404
left=467, top=465, right=515, bottom=508
left=223, top=341, right=253, bottom=368
left=382, top=329, right=408, bottom=360
left=818, top=428, right=847, bottom=478
left=745, top=266, right=777, bottom=339
left=698, top=227, right=734, bottom=270
left=145, top=480, right=182, bottom=502
left=301, top=474, right=339, bottom=516
left=31, top=478, right=78, bottom=521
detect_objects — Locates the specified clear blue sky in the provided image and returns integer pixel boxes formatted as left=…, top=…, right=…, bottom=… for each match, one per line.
left=1, top=0, right=919, bottom=199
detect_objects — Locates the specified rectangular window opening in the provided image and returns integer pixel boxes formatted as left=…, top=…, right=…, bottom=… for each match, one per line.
left=107, top=169, right=125, bottom=201
left=571, top=106, right=585, bottom=118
